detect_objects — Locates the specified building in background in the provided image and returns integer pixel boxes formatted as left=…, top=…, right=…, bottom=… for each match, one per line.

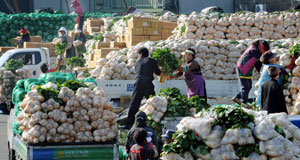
left=235, top=0, right=300, bottom=12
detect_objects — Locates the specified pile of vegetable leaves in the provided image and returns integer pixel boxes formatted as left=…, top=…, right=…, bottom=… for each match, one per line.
left=63, top=80, right=87, bottom=92
left=67, top=56, right=86, bottom=68
left=55, top=42, right=67, bottom=55
left=4, top=59, right=24, bottom=72
left=289, top=44, right=300, bottom=58
left=151, top=48, right=181, bottom=75
left=158, top=87, right=210, bottom=117
left=36, top=85, right=62, bottom=104
left=162, top=130, right=210, bottom=158
left=202, top=105, right=255, bottom=130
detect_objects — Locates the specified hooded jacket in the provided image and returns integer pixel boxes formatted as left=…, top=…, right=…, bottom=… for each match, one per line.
left=237, top=45, right=262, bottom=78
left=126, top=111, right=158, bottom=155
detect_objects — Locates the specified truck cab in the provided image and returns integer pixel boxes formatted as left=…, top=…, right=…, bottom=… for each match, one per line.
left=0, top=48, right=55, bottom=78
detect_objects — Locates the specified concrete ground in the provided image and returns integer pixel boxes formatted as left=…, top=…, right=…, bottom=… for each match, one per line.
left=0, top=114, right=9, bottom=160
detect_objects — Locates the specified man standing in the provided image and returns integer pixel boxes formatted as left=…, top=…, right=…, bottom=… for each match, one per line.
left=123, top=48, right=162, bottom=129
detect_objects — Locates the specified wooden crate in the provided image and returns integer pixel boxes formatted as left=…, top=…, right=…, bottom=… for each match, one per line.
left=110, top=41, right=126, bottom=48
left=162, top=21, right=177, bottom=30
left=0, top=47, right=16, bottom=53
left=31, top=36, right=42, bottom=43
left=127, top=17, right=152, bottom=28
left=96, top=41, right=110, bottom=49
left=151, top=21, right=163, bottom=28
left=125, top=28, right=144, bottom=36
left=162, top=29, right=173, bottom=38
left=88, top=26, right=101, bottom=33
left=94, top=48, right=120, bottom=60
left=12, top=37, right=21, bottom=45
left=150, top=36, right=162, bottom=41
left=125, top=35, right=150, bottom=43
left=88, top=53, right=94, bottom=61
left=23, top=42, right=40, bottom=48
left=144, top=28, right=161, bottom=36
left=87, top=18, right=104, bottom=27
left=126, top=41, right=139, bottom=48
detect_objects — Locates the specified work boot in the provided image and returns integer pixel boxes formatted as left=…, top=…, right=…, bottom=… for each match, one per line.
left=232, top=97, right=241, bottom=105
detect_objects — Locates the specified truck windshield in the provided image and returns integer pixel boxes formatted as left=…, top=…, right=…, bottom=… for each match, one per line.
left=0, top=52, right=12, bottom=67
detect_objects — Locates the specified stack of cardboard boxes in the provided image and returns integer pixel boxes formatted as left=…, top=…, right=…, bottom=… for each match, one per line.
left=87, top=18, right=104, bottom=34
left=12, top=36, right=43, bottom=45
left=121, top=17, right=177, bottom=48
left=23, top=42, right=56, bottom=57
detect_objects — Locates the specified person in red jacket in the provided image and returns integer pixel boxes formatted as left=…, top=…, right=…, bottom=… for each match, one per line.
left=40, top=63, right=56, bottom=73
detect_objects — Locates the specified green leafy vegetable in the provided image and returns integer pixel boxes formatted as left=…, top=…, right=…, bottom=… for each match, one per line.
left=275, top=125, right=286, bottom=138
left=202, top=105, right=255, bottom=130
left=151, top=48, right=180, bottom=75
left=67, top=56, right=85, bottom=68
left=55, top=42, right=66, bottom=56
left=289, top=44, right=300, bottom=58
left=63, top=80, right=87, bottom=92
left=36, top=85, right=62, bottom=103
left=180, top=24, right=186, bottom=37
left=4, top=59, right=24, bottom=72
left=234, top=143, right=260, bottom=158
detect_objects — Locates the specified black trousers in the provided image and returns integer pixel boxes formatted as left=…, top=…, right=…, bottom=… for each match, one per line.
left=127, top=80, right=155, bottom=127
left=78, top=16, right=84, bottom=30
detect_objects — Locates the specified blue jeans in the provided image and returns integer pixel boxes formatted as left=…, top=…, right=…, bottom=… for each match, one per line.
left=235, top=68, right=252, bottom=103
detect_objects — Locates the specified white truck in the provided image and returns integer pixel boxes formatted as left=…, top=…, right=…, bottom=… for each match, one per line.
left=0, top=48, right=56, bottom=111
left=0, top=48, right=56, bottom=78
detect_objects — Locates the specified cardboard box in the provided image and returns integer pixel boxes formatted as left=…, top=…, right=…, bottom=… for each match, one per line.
left=128, top=17, right=152, bottom=28
left=12, top=37, right=21, bottom=45
left=162, top=21, right=177, bottom=30
left=120, top=96, right=132, bottom=109
left=151, top=21, right=163, bottom=28
left=87, top=18, right=103, bottom=27
left=111, top=41, right=127, bottom=48
left=0, top=47, right=16, bottom=53
left=88, top=53, right=94, bottom=61
left=31, top=36, right=42, bottom=43
left=88, top=27, right=101, bottom=33
left=162, top=29, right=173, bottom=37
left=125, top=35, right=150, bottom=43
left=150, top=36, right=162, bottom=41
left=125, top=28, right=144, bottom=36
left=126, top=41, right=139, bottom=48
left=144, top=28, right=161, bottom=36
left=23, top=42, right=40, bottom=48
left=94, top=48, right=120, bottom=60
left=96, top=41, right=110, bottom=49
left=88, top=61, right=96, bottom=68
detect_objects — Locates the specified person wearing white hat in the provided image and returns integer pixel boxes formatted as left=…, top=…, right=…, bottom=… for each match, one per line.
left=73, top=29, right=86, bottom=57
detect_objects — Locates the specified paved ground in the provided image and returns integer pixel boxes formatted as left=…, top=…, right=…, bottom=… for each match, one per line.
left=0, top=114, right=9, bottom=160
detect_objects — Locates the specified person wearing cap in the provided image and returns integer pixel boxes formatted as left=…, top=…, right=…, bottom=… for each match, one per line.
left=73, top=29, right=86, bottom=57
left=161, top=130, right=175, bottom=144
left=126, top=111, right=158, bottom=158
left=261, top=66, right=287, bottom=114
left=130, top=128, right=158, bottom=160
left=40, top=63, right=56, bottom=73
left=123, top=47, right=162, bottom=129
left=232, top=40, right=270, bottom=107
left=70, top=0, right=84, bottom=30
left=256, top=51, right=287, bottom=108
left=16, top=27, right=31, bottom=47
left=170, top=48, right=207, bottom=100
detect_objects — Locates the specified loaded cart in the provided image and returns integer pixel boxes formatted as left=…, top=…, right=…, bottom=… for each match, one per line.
left=8, top=110, right=119, bottom=160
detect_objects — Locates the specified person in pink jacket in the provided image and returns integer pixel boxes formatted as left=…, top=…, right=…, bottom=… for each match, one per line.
left=232, top=40, right=270, bottom=107
left=70, top=0, right=84, bottom=30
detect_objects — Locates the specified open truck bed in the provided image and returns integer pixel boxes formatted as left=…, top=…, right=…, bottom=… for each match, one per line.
left=7, top=109, right=119, bottom=160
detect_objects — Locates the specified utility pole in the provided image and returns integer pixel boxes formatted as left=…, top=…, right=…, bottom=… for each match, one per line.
left=123, top=0, right=128, bottom=9
left=65, top=0, right=70, bottom=13
left=12, top=0, right=21, bottom=13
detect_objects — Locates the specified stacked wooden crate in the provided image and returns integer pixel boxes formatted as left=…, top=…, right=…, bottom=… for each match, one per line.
left=122, top=17, right=177, bottom=48
left=12, top=36, right=43, bottom=45
left=87, top=18, right=104, bottom=34
left=0, top=47, right=16, bottom=53
left=23, top=42, right=56, bottom=57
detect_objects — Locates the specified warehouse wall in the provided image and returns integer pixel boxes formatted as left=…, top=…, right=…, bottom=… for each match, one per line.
left=235, top=0, right=292, bottom=12
left=179, top=0, right=234, bottom=14
left=33, top=0, right=95, bottom=13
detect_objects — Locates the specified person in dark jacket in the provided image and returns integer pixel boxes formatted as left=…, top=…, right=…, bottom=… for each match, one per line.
left=123, top=47, right=162, bottom=129
left=126, top=111, right=158, bottom=157
left=16, top=27, right=31, bottom=47
left=130, top=128, right=157, bottom=160
left=261, top=66, right=287, bottom=114
left=232, top=40, right=270, bottom=107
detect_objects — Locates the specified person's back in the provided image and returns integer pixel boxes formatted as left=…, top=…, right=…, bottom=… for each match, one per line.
left=261, top=66, right=287, bottom=114
left=136, top=57, right=161, bottom=81
left=130, top=128, right=155, bottom=160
